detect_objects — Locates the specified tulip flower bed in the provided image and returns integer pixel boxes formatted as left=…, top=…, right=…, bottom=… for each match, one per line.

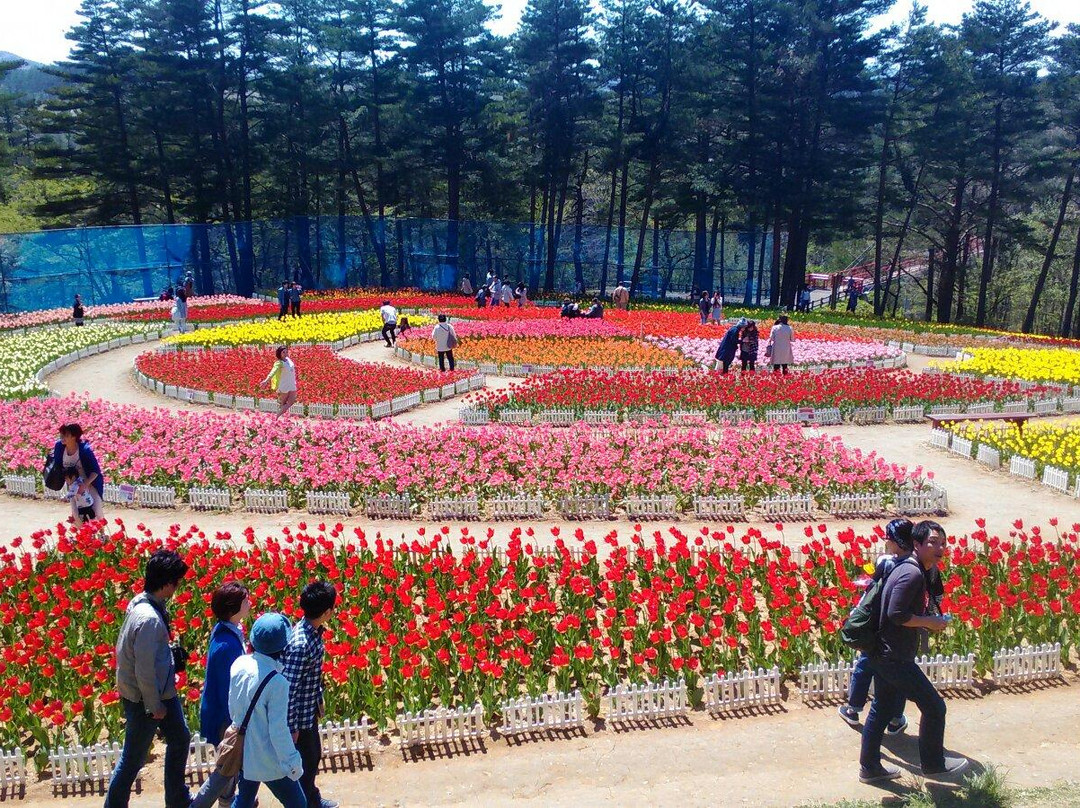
left=470, top=368, right=1041, bottom=418
left=0, top=397, right=920, bottom=507
left=934, top=346, right=1080, bottom=387
left=0, top=322, right=163, bottom=400
left=949, top=421, right=1080, bottom=478
left=135, top=346, right=472, bottom=405
left=1, top=518, right=1076, bottom=754
left=163, top=310, right=435, bottom=347
left=646, top=336, right=903, bottom=368
left=398, top=333, right=694, bottom=369
left=0, top=295, right=254, bottom=331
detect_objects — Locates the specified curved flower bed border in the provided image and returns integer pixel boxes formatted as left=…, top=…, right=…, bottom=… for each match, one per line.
left=30, top=326, right=170, bottom=394
left=133, top=328, right=485, bottom=419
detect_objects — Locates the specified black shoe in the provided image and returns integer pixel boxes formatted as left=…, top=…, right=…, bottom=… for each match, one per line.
left=838, top=705, right=860, bottom=727
left=922, top=757, right=968, bottom=778
left=885, top=715, right=908, bottom=736
left=859, top=763, right=901, bottom=783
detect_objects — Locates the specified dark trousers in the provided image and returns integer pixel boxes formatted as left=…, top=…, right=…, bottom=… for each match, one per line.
left=381, top=322, right=396, bottom=346
left=234, top=775, right=306, bottom=808
left=720, top=358, right=732, bottom=373
left=291, top=301, right=300, bottom=316
left=860, top=656, right=946, bottom=772
left=296, top=726, right=323, bottom=807
left=848, top=653, right=907, bottom=717
left=438, top=350, right=455, bottom=371
left=104, top=697, right=190, bottom=808
left=279, top=302, right=288, bottom=320
left=772, top=364, right=789, bottom=374
left=741, top=358, right=756, bottom=371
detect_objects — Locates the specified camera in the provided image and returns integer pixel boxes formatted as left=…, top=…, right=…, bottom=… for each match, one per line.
left=170, top=642, right=190, bottom=674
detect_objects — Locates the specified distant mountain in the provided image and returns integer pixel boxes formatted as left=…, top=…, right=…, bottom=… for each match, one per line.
left=0, top=51, right=63, bottom=98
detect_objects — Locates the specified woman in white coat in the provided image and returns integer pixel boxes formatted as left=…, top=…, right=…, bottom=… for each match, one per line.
left=766, top=315, right=795, bottom=375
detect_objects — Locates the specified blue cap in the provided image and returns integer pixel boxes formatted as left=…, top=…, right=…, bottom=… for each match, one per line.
left=250, top=613, right=291, bottom=655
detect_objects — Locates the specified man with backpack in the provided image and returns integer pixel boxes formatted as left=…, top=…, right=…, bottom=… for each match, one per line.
left=857, top=520, right=967, bottom=783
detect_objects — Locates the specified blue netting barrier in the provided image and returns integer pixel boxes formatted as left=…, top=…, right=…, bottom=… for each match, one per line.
left=0, top=217, right=772, bottom=312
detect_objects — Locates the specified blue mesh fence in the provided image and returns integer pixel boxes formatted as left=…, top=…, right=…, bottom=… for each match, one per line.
left=0, top=217, right=772, bottom=312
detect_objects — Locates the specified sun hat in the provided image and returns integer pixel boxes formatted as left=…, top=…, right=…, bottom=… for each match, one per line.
left=250, top=612, right=291, bottom=655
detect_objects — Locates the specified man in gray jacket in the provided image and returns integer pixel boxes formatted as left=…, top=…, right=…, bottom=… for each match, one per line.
left=104, top=550, right=191, bottom=808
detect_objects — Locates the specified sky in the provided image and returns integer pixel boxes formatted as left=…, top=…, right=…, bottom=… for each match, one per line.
left=2, top=0, right=1079, bottom=65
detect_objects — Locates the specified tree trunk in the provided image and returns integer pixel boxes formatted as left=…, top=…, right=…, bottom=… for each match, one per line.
left=1061, top=218, right=1080, bottom=337
left=936, top=174, right=966, bottom=323
left=693, top=193, right=709, bottom=294
left=770, top=219, right=782, bottom=308
left=925, top=247, right=935, bottom=321
left=1023, top=164, right=1076, bottom=333
left=975, top=101, right=1004, bottom=326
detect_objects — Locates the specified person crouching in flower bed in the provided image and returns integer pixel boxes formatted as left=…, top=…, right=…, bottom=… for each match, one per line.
left=53, top=422, right=105, bottom=524
left=714, top=318, right=744, bottom=373
left=261, top=345, right=298, bottom=418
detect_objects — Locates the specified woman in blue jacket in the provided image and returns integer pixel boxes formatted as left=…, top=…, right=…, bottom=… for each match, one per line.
left=191, top=582, right=251, bottom=808
left=52, top=423, right=105, bottom=523
left=713, top=319, right=746, bottom=374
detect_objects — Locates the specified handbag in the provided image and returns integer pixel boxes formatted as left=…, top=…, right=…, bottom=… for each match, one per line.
left=43, top=454, right=65, bottom=492
left=765, top=343, right=773, bottom=359
left=214, top=670, right=278, bottom=778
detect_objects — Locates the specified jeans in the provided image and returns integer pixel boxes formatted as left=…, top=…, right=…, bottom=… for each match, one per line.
left=438, top=350, right=455, bottom=371
left=279, top=303, right=288, bottom=320
left=296, top=727, right=323, bottom=807
left=848, top=654, right=906, bottom=719
left=381, top=322, right=396, bottom=346
left=233, top=775, right=307, bottom=808
left=104, top=697, right=191, bottom=808
left=860, top=656, right=946, bottom=772
left=190, top=769, right=237, bottom=808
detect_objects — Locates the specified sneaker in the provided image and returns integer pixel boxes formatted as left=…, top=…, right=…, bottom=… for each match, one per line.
left=319, top=800, right=339, bottom=808
left=858, top=763, right=902, bottom=784
left=885, top=715, right=908, bottom=735
left=838, top=705, right=861, bottom=727
left=923, top=757, right=969, bottom=778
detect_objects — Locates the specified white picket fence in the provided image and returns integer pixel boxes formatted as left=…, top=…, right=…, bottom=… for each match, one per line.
left=917, top=653, right=976, bottom=690
left=305, top=490, right=353, bottom=515
left=929, top=429, right=951, bottom=450
left=50, top=743, right=122, bottom=786
left=2, top=474, right=36, bottom=498
left=827, top=492, right=884, bottom=518
left=458, top=407, right=490, bottom=425
left=398, top=704, right=485, bottom=749
left=892, top=404, right=926, bottom=423
left=429, top=496, right=481, bottom=520
left=602, top=679, right=688, bottom=724
left=895, top=484, right=949, bottom=515
left=499, top=691, right=584, bottom=735
left=758, top=494, right=814, bottom=521
left=950, top=436, right=973, bottom=458
left=244, top=487, right=290, bottom=513
left=490, top=494, right=545, bottom=520
left=622, top=495, right=678, bottom=520
left=364, top=493, right=413, bottom=519
left=992, top=643, right=1062, bottom=685
left=319, top=718, right=371, bottom=766
left=0, top=748, right=26, bottom=788
left=1009, top=455, right=1037, bottom=480
left=189, top=487, right=232, bottom=511
left=186, top=735, right=216, bottom=780
left=558, top=494, right=612, bottom=520
left=693, top=495, right=747, bottom=521
left=135, top=484, right=177, bottom=509
left=703, top=667, right=782, bottom=713
left=976, top=445, right=1001, bottom=468
left=1041, top=465, right=1070, bottom=494
left=849, top=406, right=887, bottom=425
left=798, top=661, right=853, bottom=703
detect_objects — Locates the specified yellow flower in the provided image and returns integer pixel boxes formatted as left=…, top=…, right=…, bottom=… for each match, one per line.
left=164, top=310, right=433, bottom=347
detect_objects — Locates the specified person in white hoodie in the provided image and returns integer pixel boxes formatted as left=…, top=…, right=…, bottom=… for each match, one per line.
left=229, top=612, right=305, bottom=808
left=432, top=314, right=459, bottom=372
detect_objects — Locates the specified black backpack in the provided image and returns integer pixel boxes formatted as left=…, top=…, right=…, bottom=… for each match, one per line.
left=43, top=453, right=65, bottom=492
left=840, top=557, right=917, bottom=653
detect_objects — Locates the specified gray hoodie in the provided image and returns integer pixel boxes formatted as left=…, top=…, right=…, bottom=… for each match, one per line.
left=115, top=592, right=177, bottom=715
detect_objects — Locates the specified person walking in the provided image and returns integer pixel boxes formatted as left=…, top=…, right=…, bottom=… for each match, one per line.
left=283, top=581, right=338, bottom=808
left=739, top=320, right=759, bottom=371
left=230, top=612, right=306, bottom=808
left=290, top=283, right=302, bottom=317
left=432, top=315, right=459, bottom=372
left=190, top=583, right=252, bottom=808
left=260, top=346, right=298, bottom=417
left=515, top=283, right=528, bottom=308
left=73, top=294, right=85, bottom=326
left=839, top=519, right=914, bottom=735
left=697, top=291, right=711, bottom=325
left=475, top=286, right=489, bottom=309
left=799, top=284, right=813, bottom=312
left=714, top=319, right=744, bottom=374
left=171, top=289, right=189, bottom=332
left=490, top=277, right=503, bottom=307
left=500, top=282, right=513, bottom=308
left=460, top=276, right=473, bottom=296
left=709, top=290, right=723, bottom=324
left=766, top=314, right=795, bottom=374
left=611, top=283, right=629, bottom=311
left=379, top=300, right=398, bottom=347
left=104, top=550, right=191, bottom=808
left=858, top=520, right=968, bottom=783
left=277, top=282, right=290, bottom=320
left=52, top=422, right=105, bottom=524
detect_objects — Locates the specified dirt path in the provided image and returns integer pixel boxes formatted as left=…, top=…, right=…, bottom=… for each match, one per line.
left=19, top=675, right=1080, bottom=808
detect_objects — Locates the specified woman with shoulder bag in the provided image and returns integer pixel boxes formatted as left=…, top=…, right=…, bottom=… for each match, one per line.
left=52, top=422, right=105, bottom=524
left=432, top=315, right=459, bottom=372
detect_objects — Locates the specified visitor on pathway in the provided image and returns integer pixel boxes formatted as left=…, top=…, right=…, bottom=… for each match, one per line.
left=698, top=291, right=711, bottom=325
left=846, top=278, right=859, bottom=312
left=278, top=282, right=290, bottom=320
left=612, top=283, right=630, bottom=310
left=379, top=300, right=398, bottom=346
left=583, top=298, right=604, bottom=319
left=261, top=346, right=298, bottom=417
left=184, top=272, right=195, bottom=297
left=190, top=582, right=252, bottom=808
left=171, top=289, right=189, bottom=332
left=62, top=466, right=97, bottom=526
left=714, top=319, right=744, bottom=373
left=739, top=320, right=759, bottom=371
left=433, top=314, right=459, bottom=372
left=515, top=282, right=528, bottom=307
left=52, top=422, right=105, bottom=523
left=229, top=612, right=306, bottom=808
left=501, top=282, right=514, bottom=307
left=839, top=518, right=914, bottom=735
left=284, top=581, right=339, bottom=808
left=858, top=520, right=968, bottom=784
left=73, top=293, right=85, bottom=326
left=767, top=315, right=794, bottom=374
left=290, top=282, right=303, bottom=317
left=475, top=286, right=489, bottom=308
left=460, top=276, right=473, bottom=296
left=104, top=550, right=192, bottom=808
left=799, top=284, right=812, bottom=312
left=710, top=290, right=723, bottom=323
